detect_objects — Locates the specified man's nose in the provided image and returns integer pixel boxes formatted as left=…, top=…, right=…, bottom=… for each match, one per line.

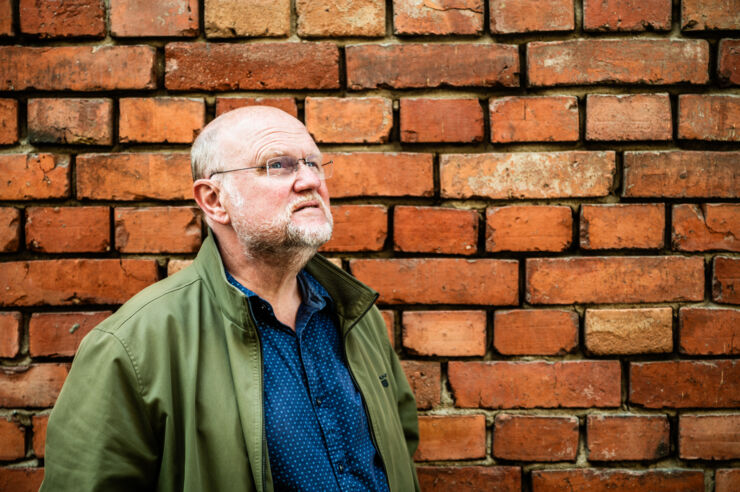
left=292, top=161, right=321, bottom=190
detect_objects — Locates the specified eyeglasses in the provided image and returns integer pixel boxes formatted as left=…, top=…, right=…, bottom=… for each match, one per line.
left=208, top=156, right=333, bottom=180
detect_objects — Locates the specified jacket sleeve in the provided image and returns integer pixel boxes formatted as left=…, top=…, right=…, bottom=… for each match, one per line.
left=40, top=329, right=159, bottom=492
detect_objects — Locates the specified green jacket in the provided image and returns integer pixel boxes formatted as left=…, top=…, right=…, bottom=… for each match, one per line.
left=41, top=235, right=420, bottom=492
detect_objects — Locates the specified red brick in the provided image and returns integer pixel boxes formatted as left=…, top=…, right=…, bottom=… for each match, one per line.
left=441, top=151, right=615, bottom=199
left=401, top=98, right=483, bottom=143
left=0, top=312, right=20, bottom=358
left=346, top=43, right=519, bottom=89
left=394, top=206, right=478, bottom=255
left=25, top=207, right=110, bottom=253
left=393, top=0, right=483, bottom=35
left=0, top=0, right=12, bottom=35
left=351, top=259, right=518, bottom=305
left=76, top=153, right=192, bottom=201
left=449, top=360, right=621, bottom=409
left=205, top=0, right=289, bottom=37
left=321, top=205, right=387, bottom=252
left=719, top=39, right=740, bottom=86
left=0, top=46, right=156, bottom=91
left=532, top=469, right=704, bottom=492
left=0, top=364, right=68, bottom=407
left=402, top=311, right=486, bottom=357
left=490, top=96, right=578, bottom=143
left=417, top=466, right=521, bottom=492
left=0, top=468, right=44, bottom=492
left=0, top=417, right=25, bottom=460
left=490, top=0, right=574, bottom=33
left=0, top=259, right=158, bottom=306
left=717, top=469, right=740, bottom=492
left=115, top=207, right=202, bottom=254
left=19, top=0, right=104, bottom=38
left=119, top=98, right=205, bottom=144
left=682, top=0, right=740, bottom=30
left=630, top=360, right=740, bottom=408
left=580, top=203, right=665, bottom=250
left=528, top=39, right=709, bottom=86
left=297, top=0, right=385, bottom=36
left=27, top=98, right=112, bottom=145
left=305, top=97, right=392, bottom=144
left=0, top=154, right=70, bottom=200
left=29, top=311, right=112, bottom=357
left=0, top=208, right=20, bottom=252
left=0, top=99, right=18, bottom=144
left=714, top=256, right=740, bottom=304
left=327, top=153, right=434, bottom=198
left=623, top=151, right=740, bottom=198
left=111, top=0, right=198, bottom=37
left=587, top=415, right=670, bottom=461
left=584, top=0, right=672, bottom=31
left=587, top=94, right=672, bottom=141
left=585, top=308, right=673, bottom=355
left=673, top=204, right=740, bottom=252
left=527, top=256, right=704, bottom=304
left=680, top=307, right=740, bottom=355
left=32, top=414, right=47, bottom=457
left=679, top=95, right=740, bottom=141
left=680, top=414, right=740, bottom=459
left=486, top=205, right=572, bottom=252
left=166, top=43, right=339, bottom=90
left=215, top=97, right=298, bottom=118
left=416, top=415, right=486, bottom=461
left=494, top=309, right=578, bottom=355
left=493, top=414, right=578, bottom=461
left=401, top=360, right=440, bottom=409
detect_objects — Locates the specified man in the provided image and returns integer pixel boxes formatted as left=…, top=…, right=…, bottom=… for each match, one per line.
left=41, top=107, right=420, bottom=492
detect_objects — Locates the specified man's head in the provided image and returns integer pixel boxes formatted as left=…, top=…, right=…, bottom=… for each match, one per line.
left=191, top=106, right=333, bottom=259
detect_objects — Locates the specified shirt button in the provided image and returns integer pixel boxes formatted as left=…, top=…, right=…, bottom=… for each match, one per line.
left=315, top=397, right=322, bottom=407
left=337, top=464, right=344, bottom=473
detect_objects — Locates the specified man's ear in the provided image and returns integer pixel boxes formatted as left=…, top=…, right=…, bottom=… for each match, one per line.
left=193, top=179, right=231, bottom=225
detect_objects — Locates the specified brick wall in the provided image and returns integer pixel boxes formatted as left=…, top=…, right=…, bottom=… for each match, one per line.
left=0, top=0, right=739, bottom=491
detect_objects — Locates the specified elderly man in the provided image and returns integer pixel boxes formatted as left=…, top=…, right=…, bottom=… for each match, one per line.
left=41, top=107, right=420, bottom=492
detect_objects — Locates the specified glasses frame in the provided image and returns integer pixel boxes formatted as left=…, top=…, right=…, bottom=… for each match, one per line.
left=208, top=157, right=333, bottom=180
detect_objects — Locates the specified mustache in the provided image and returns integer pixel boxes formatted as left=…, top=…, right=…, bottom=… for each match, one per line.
left=289, top=193, right=331, bottom=215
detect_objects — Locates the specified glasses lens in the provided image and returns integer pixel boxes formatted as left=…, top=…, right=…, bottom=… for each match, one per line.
left=266, top=157, right=331, bottom=179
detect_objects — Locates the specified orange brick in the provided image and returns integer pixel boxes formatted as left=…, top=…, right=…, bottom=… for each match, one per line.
left=76, top=153, right=192, bottom=201
left=215, top=97, right=298, bottom=118
left=205, top=0, right=289, bottom=37
left=0, top=417, right=25, bottom=460
left=672, top=203, right=740, bottom=251
left=449, top=360, right=621, bottom=408
left=417, top=466, right=521, bottom=492
left=494, top=310, right=578, bottom=355
left=32, top=414, right=47, bottom=457
left=297, top=0, right=385, bottom=36
left=119, top=98, right=204, bottom=144
left=490, top=0, right=574, bottom=33
left=680, top=414, right=740, bottom=459
left=585, top=308, right=673, bottom=355
left=305, top=97, right=392, bottom=144
left=630, top=360, right=740, bottom=408
left=402, top=311, right=486, bottom=357
left=19, top=0, right=105, bottom=38
left=587, top=415, right=670, bottom=461
left=682, top=0, right=740, bottom=30
left=679, top=95, right=740, bottom=141
left=28, top=98, right=112, bottom=145
left=401, top=360, right=440, bottom=409
left=0, top=259, right=158, bottom=306
left=528, top=39, right=709, bottom=86
left=493, top=414, right=578, bottom=461
left=394, top=206, right=478, bottom=255
left=326, top=152, right=433, bottom=198
left=29, top=311, right=112, bottom=357
left=0, top=154, right=70, bottom=200
left=0, top=207, right=20, bottom=252
left=533, top=469, right=704, bottom=492
left=486, top=205, right=572, bottom=252
left=719, top=39, right=740, bottom=86
left=587, top=94, right=672, bottom=141
left=351, top=259, right=518, bottom=305
left=393, top=0, right=483, bottom=35
left=115, top=207, right=202, bottom=253
left=416, top=415, right=486, bottom=461
left=490, top=96, right=578, bottom=143
left=680, top=307, right=740, bottom=355
left=717, top=469, right=740, bottom=492
left=111, top=0, right=198, bottom=37
left=0, top=364, right=68, bottom=407
left=713, top=256, right=740, bottom=304
left=321, top=205, right=387, bottom=252
left=580, top=203, right=665, bottom=250
left=0, top=312, right=20, bottom=358
left=527, top=256, right=704, bottom=304
left=25, top=207, right=110, bottom=253
left=401, top=98, right=483, bottom=143
left=584, top=0, right=671, bottom=31
left=0, top=0, right=12, bottom=35
left=0, top=98, right=18, bottom=144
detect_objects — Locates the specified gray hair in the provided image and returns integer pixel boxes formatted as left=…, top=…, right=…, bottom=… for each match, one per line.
left=190, top=117, right=224, bottom=181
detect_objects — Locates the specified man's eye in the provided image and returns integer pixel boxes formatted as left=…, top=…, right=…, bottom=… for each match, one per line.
left=305, top=160, right=319, bottom=168
left=267, top=160, right=284, bottom=170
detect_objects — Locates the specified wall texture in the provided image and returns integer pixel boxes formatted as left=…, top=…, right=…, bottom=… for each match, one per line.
left=0, top=0, right=739, bottom=491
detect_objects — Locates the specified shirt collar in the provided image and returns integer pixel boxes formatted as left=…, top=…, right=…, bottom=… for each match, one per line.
left=225, top=269, right=331, bottom=312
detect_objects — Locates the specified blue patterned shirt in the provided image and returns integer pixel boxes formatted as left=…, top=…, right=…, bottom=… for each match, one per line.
left=226, top=269, right=389, bottom=492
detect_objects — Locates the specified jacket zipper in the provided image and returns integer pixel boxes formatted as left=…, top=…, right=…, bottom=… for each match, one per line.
left=245, top=303, right=268, bottom=492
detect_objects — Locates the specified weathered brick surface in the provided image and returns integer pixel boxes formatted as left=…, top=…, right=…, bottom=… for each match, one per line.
left=713, top=256, right=740, bottom=304
left=719, top=39, right=740, bottom=86
left=449, top=361, right=621, bottom=408
left=120, top=98, right=205, bottom=144
left=493, top=414, right=578, bottom=461
left=486, top=205, right=572, bottom=252
left=527, top=256, right=704, bottom=304
left=583, top=0, right=672, bottom=31
left=0, top=98, right=18, bottom=144
left=679, top=95, right=740, bottom=141
left=167, top=259, right=193, bottom=277
left=25, top=206, right=110, bottom=253
left=111, top=0, right=198, bottom=37
left=494, top=310, right=578, bottom=355
left=381, top=310, right=394, bottom=345
left=0, top=364, right=68, bottom=407
left=680, top=307, right=740, bottom=355
left=682, top=0, right=740, bottom=30
left=205, top=0, right=289, bottom=37
left=0, top=468, right=44, bottom=492
left=0, top=0, right=12, bottom=35
left=417, top=466, right=521, bottom=492
left=0, top=207, right=20, bottom=252
left=115, top=207, right=202, bottom=253
left=585, top=308, right=673, bottom=355
left=321, top=205, right=387, bottom=252
left=580, top=203, right=665, bottom=250
left=215, top=97, right=298, bottom=118
left=32, top=414, right=47, bottom=457
left=326, top=152, right=434, bottom=198
left=586, top=94, right=672, bottom=141
left=28, top=98, right=112, bottom=145
left=679, top=414, right=740, bottom=460
left=672, top=203, right=740, bottom=251
left=19, top=0, right=105, bottom=38
left=401, top=98, right=484, bottom=143
left=528, top=39, right=709, bottom=86
left=393, top=0, right=483, bottom=35
left=532, top=469, right=705, bottom=492
left=0, top=312, right=21, bottom=358
left=29, top=311, right=112, bottom=357
left=415, top=415, right=486, bottom=461
left=401, top=361, right=440, bottom=409
left=297, top=0, right=385, bottom=37
left=490, top=0, right=574, bottom=33
left=587, top=415, right=670, bottom=461
left=490, top=96, right=578, bottom=143
left=305, top=97, right=392, bottom=143
left=717, top=469, right=740, bottom=492
left=630, top=360, right=740, bottom=408
left=0, top=154, right=70, bottom=200
left=402, top=311, right=486, bottom=357
left=0, top=417, right=25, bottom=459
left=394, top=206, right=478, bottom=255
